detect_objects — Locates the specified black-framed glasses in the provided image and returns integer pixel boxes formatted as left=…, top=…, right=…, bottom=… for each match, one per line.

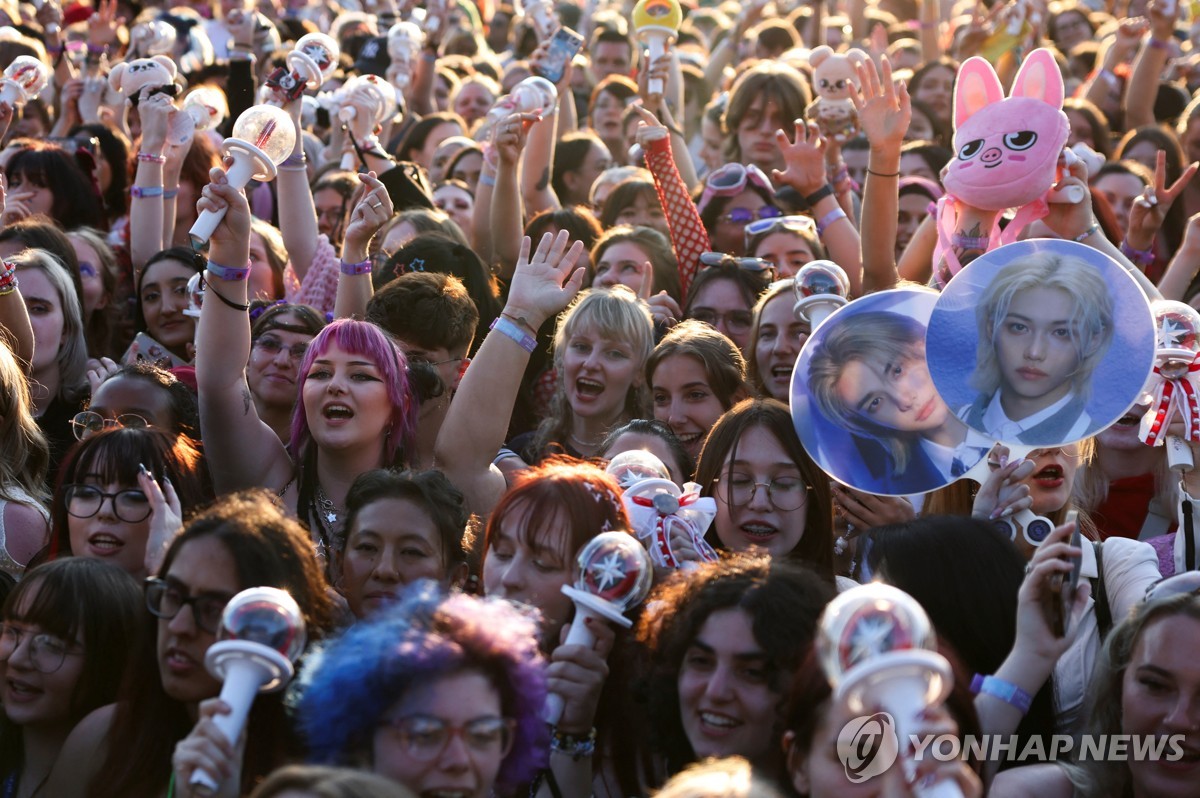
left=699, top=252, right=777, bottom=280
left=63, top=484, right=152, bottom=523
left=0, top=623, right=82, bottom=673
left=144, top=578, right=231, bottom=635
left=715, top=472, right=811, bottom=511
left=252, top=335, right=310, bottom=363
left=690, top=308, right=755, bottom=335
left=380, top=714, right=516, bottom=761
left=71, top=410, right=151, bottom=441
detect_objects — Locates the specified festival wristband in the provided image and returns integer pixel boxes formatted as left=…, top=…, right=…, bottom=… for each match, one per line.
left=340, top=259, right=372, bottom=275
left=804, top=184, right=834, bottom=207
left=1120, top=239, right=1154, bottom=266
left=490, top=316, right=536, bottom=353
left=816, top=207, right=847, bottom=236
left=478, top=172, right=497, bottom=187
left=970, top=674, right=1032, bottom=714
left=163, top=188, right=179, bottom=200
left=206, top=260, right=251, bottom=281
left=131, top=185, right=164, bottom=199
left=1074, top=222, right=1100, bottom=242
left=137, top=151, right=167, bottom=164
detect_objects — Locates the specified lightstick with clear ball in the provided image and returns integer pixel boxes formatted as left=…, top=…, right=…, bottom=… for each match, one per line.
left=792, top=260, right=850, bottom=330
left=543, top=531, right=653, bottom=724
left=189, top=587, right=307, bottom=795
left=0, top=57, right=51, bottom=107
left=169, top=86, right=230, bottom=146
left=189, top=104, right=296, bottom=247
left=631, top=0, right=682, bottom=96
left=1140, top=300, right=1200, bottom=474
left=337, top=74, right=400, bottom=170
left=817, top=582, right=960, bottom=798
left=388, top=21, right=424, bottom=91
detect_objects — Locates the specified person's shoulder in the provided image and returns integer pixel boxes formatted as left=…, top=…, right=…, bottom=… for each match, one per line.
left=44, top=703, right=118, bottom=798
left=989, top=763, right=1073, bottom=798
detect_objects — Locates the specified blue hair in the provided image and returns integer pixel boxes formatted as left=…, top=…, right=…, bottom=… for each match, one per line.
left=295, top=582, right=549, bottom=790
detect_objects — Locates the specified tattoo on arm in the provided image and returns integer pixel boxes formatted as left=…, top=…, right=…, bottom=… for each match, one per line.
left=242, top=387, right=252, bottom=416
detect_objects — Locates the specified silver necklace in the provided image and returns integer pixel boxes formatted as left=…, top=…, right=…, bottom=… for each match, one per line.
left=315, top=483, right=340, bottom=525
left=568, top=431, right=599, bottom=451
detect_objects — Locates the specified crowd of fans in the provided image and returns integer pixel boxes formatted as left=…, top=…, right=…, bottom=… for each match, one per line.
left=0, top=0, right=1198, bottom=796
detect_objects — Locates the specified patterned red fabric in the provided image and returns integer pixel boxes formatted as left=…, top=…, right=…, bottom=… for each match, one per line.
left=644, top=136, right=710, bottom=302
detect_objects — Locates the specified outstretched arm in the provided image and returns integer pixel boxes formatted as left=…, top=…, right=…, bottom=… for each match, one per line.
left=194, top=167, right=293, bottom=495
left=434, top=231, right=585, bottom=515
left=335, top=173, right=394, bottom=319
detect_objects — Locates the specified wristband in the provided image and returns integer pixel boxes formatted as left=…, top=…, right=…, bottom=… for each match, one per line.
left=340, top=259, right=372, bottom=275
left=1074, top=222, right=1100, bottom=242
left=131, top=185, right=164, bottom=199
left=804, top=184, right=834, bottom=207
left=282, top=154, right=307, bottom=167
left=867, top=168, right=901, bottom=177
left=202, top=276, right=250, bottom=312
left=501, top=310, right=538, bottom=334
left=478, top=172, right=497, bottom=187
left=1149, top=37, right=1171, bottom=50
left=549, top=727, right=596, bottom=761
left=816, top=207, right=847, bottom=236
left=86, top=42, right=108, bottom=54
left=137, top=151, right=167, bottom=164
left=206, top=260, right=251, bottom=281
left=0, top=261, right=17, bottom=296
left=490, top=316, right=536, bottom=353
left=970, top=674, right=1032, bottom=714
left=163, top=188, right=179, bottom=200
left=952, top=233, right=990, bottom=250
left=1120, top=239, right=1155, bottom=266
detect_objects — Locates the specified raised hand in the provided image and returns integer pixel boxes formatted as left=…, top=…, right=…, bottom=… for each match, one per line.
left=140, top=463, right=182, bottom=576
left=342, top=172, right=394, bottom=258
left=137, top=92, right=177, bottom=156
left=831, top=485, right=916, bottom=529
left=87, top=0, right=124, bottom=49
left=771, top=119, right=829, bottom=197
left=493, top=110, right=540, bottom=166
left=850, top=56, right=910, bottom=152
left=171, top=698, right=243, bottom=798
left=971, top=451, right=1035, bottom=521
left=505, top=230, right=586, bottom=331
left=1127, top=150, right=1199, bottom=251
left=1016, top=521, right=1090, bottom=655
left=196, top=165, right=252, bottom=251
left=631, top=103, right=669, bottom=150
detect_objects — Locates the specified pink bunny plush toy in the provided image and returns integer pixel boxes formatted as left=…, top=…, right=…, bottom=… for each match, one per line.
left=933, top=48, right=1069, bottom=286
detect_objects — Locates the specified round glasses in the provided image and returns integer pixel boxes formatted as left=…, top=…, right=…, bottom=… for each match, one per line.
left=144, top=577, right=231, bottom=635
left=0, top=623, right=82, bottom=673
left=381, top=714, right=516, bottom=761
left=71, top=410, right=151, bottom=441
left=252, top=335, right=310, bottom=363
left=64, top=484, right=152, bottom=524
left=716, top=472, right=810, bottom=511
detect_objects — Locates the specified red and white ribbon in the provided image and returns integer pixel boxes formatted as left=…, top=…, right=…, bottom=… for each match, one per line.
left=1140, top=354, right=1200, bottom=446
left=625, top=484, right=718, bottom=569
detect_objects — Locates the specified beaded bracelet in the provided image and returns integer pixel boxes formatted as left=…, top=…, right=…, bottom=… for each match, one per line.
left=490, top=316, right=536, bottom=353
left=131, top=185, right=164, bottom=199
left=1074, top=222, right=1100, bottom=242
left=1120, top=239, right=1155, bottom=266
left=816, top=207, right=847, bottom=236
left=971, top=674, right=1032, bottom=715
left=549, top=727, right=596, bottom=761
left=206, top=260, right=251, bottom=281
left=0, top=261, right=17, bottom=297
left=137, top=151, right=167, bottom=164
left=340, top=259, right=372, bottom=276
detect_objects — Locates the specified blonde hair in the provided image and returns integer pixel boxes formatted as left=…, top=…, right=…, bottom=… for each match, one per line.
left=17, top=249, right=89, bottom=404
left=0, top=338, right=49, bottom=504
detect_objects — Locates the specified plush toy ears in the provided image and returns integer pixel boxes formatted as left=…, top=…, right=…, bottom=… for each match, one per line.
left=953, top=57, right=1004, bottom=129
left=1010, top=48, right=1064, bottom=110
left=107, top=62, right=126, bottom=93
left=151, top=55, right=178, bottom=79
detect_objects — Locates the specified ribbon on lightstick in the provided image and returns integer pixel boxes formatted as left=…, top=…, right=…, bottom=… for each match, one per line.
left=623, top=480, right=719, bottom=569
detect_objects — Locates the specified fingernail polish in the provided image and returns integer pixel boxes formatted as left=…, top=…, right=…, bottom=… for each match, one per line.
left=138, top=463, right=148, bottom=475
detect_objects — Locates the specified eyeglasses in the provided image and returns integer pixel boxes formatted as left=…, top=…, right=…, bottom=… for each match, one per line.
left=253, top=335, right=310, bottom=363
left=718, top=205, right=783, bottom=226
left=144, top=577, right=232, bottom=635
left=699, top=252, right=777, bottom=279
left=690, top=308, right=754, bottom=335
left=744, top=215, right=817, bottom=248
left=71, top=410, right=151, bottom=441
left=1026, top=447, right=1084, bottom=460
left=715, top=472, right=811, bottom=510
left=1143, top=571, right=1200, bottom=604
left=0, top=623, right=82, bottom=674
left=698, top=163, right=776, bottom=212
left=380, top=714, right=516, bottom=761
left=64, top=484, right=152, bottom=523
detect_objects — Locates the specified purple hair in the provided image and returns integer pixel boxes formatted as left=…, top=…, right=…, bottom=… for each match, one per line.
left=295, top=581, right=549, bottom=790
left=288, top=319, right=417, bottom=465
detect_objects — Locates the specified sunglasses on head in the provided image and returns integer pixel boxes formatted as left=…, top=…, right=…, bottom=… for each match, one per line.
left=698, top=163, right=776, bottom=213
left=699, top=251, right=777, bottom=280
left=744, top=214, right=817, bottom=248
left=719, top=205, right=782, bottom=225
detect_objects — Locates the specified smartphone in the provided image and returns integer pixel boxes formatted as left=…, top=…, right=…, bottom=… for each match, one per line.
left=536, top=27, right=584, bottom=84
left=122, top=332, right=186, bottom=368
left=1061, top=512, right=1083, bottom=636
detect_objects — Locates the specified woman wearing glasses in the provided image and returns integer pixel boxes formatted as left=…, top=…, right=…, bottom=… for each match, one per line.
left=48, top=427, right=207, bottom=578
left=683, top=254, right=773, bottom=357
left=246, top=301, right=327, bottom=445
left=693, top=399, right=834, bottom=574
left=297, top=581, right=547, bottom=798
left=0, top=559, right=143, bottom=798
left=47, top=490, right=336, bottom=798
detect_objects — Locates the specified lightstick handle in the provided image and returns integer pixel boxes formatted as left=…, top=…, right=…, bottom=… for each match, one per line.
left=189, top=662, right=269, bottom=795
left=189, top=154, right=255, bottom=246
left=1167, top=434, right=1194, bottom=473
left=340, top=151, right=356, bottom=170
left=0, top=82, right=24, bottom=107
left=542, top=603, right=599, bottom=725
left=882, top=679, right=963, bottom=798
left=647, top=36, right=666, bottom=96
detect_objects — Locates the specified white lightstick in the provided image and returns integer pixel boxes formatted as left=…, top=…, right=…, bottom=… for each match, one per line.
left=632, top=0, right=681, bottom=96
left=792, top=260, right=850, bottom=330
left=189, top=105, right=296, bottom=246
left=0, top=57, right=51, bottom=107
left=190, top=587, right=307, bottom=795
left=337, top=74, right=400, bottom=170
left=288, top=33, right=340, bottom=89
left=388, top=21, right=424, bottom=91
left=169, top=87, right=231, bottom=145
left=817, top=583, right=960, bottom=798
left=130, top=19, right=177, bottom=56
left=544, top=532, right=653, bottom=724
